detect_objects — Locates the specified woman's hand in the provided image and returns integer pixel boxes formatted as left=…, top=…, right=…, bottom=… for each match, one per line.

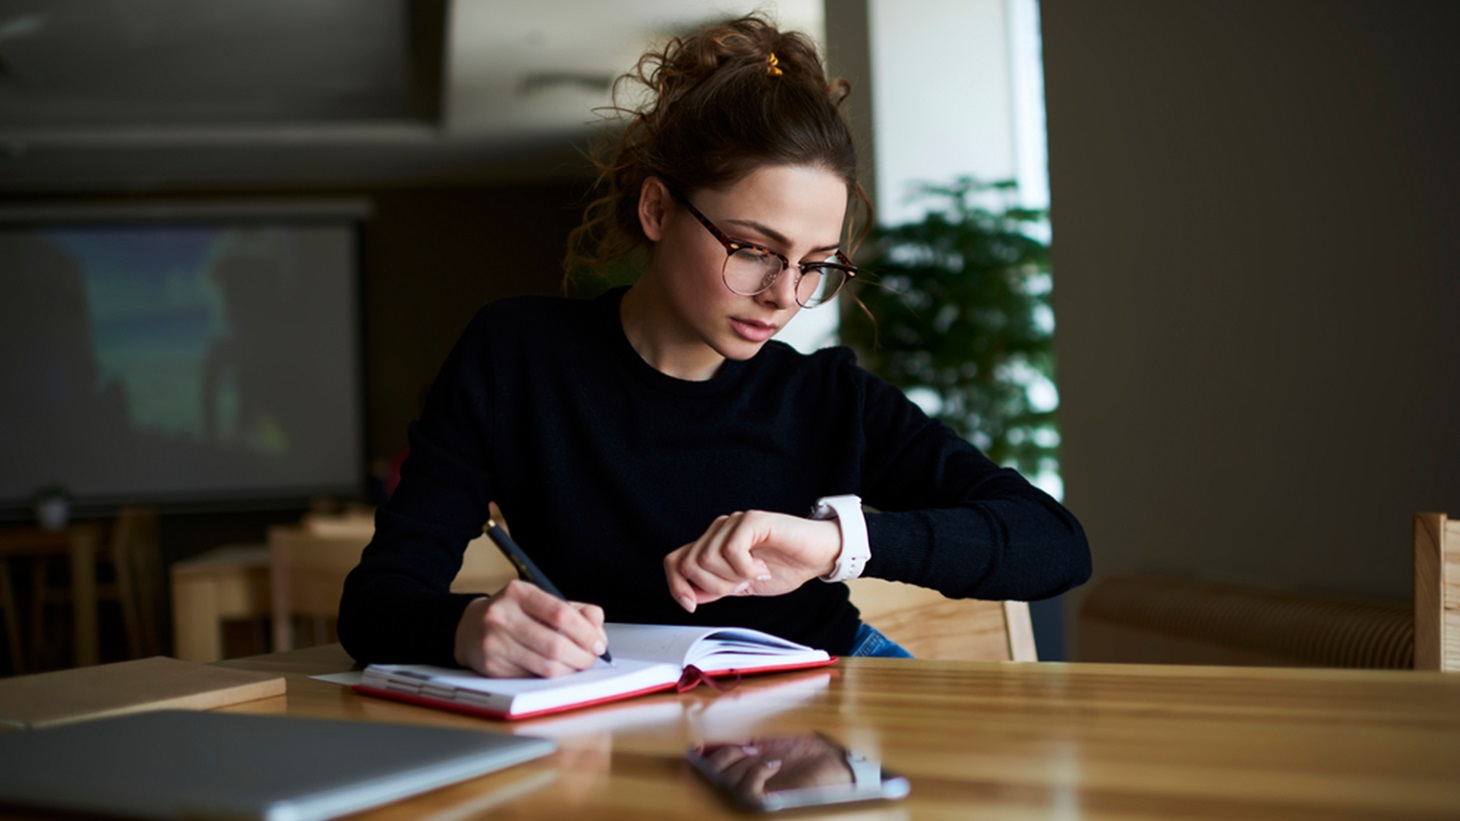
left=692, top=736, right=854, bottom=799
left=453, top=580, right=608, bottom=678
left=663, top=510, right=842, bottom=613
left=694, top=742, right=784, bottom=799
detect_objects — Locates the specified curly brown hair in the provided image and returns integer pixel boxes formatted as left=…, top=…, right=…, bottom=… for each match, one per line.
left=563, top=14, right=872, bottom=285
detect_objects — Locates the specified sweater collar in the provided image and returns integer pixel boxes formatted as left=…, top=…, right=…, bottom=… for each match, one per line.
left=596, top=286, right=752, bottom=396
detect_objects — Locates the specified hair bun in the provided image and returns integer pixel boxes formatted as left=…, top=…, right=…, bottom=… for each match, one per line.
left=563, top=14, right=869, bottom=283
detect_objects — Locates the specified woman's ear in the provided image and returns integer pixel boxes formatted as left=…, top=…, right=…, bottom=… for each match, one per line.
left=638, top=176, right=670, bottom=242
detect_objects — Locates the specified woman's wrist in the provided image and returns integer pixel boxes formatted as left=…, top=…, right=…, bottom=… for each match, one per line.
left=813, top=518, right=841, bottom=578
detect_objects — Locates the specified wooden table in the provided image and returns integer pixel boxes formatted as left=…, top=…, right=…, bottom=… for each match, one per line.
left=202, top=645, right=1460, bottom=819
left=0, top=523, right=103, bottom=668
left=169, top=543, right=270, bottom=663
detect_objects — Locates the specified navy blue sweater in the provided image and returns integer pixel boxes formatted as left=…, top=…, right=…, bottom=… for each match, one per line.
left=338, top=287, right=1089, bottom=663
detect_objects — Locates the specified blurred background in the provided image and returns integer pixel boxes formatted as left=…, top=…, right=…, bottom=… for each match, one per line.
left=0, top=0, right=1456, bottom=668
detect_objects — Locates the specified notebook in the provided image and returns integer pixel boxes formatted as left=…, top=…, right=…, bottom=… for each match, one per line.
left=0, top=710, right=555, bottom=821
left=356, top=622, right=836, bottom=720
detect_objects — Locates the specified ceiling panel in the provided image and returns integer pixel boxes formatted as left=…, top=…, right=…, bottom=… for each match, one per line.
left=0, top=0, right=417, bottom=127
left=0, top=0, right=823, bottom=191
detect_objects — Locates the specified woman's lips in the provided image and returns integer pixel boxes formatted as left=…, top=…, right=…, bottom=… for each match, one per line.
left=730, top=317, right=779, bottom=343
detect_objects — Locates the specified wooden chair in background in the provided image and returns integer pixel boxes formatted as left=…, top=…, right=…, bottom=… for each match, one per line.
left=30, top=506, right=163, bottom=667
left=170, top=543, right=271, bottom=663
left=108, top=506, right=165, bottom=659
left=846, top=578, right=1037, bottom=661
left=1414, top=512, right=1459, bottom=672
left=0, top=560, right=21, bottom=673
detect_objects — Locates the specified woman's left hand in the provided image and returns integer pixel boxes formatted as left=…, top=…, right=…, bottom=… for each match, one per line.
left=663, top=510, right=842, bottom=613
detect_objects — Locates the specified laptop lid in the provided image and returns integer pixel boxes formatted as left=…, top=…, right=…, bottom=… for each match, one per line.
left=0, top=710, right=556, bottom=821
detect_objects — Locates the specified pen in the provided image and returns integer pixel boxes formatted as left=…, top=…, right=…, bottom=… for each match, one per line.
left=484, top=519, right=614, bottom=667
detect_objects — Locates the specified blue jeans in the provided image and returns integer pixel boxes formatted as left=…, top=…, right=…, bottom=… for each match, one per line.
left=849, top=623, right=914, bottom=658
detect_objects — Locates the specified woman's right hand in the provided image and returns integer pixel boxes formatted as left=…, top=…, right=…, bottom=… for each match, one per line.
left=453, top=579, right=608, bottom=678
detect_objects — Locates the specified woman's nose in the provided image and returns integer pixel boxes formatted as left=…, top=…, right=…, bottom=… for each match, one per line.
left=759, top=264, right=801, bottom=308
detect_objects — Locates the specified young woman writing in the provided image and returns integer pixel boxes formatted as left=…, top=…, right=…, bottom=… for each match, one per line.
left=338, top=15, right=1089, bottom=677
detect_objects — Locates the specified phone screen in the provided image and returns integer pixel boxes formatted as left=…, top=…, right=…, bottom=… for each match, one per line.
left=686, top=733, right=910, bottom=812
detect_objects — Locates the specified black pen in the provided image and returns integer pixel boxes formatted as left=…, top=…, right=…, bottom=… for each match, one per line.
left=484, top=519, right=614, bottom=667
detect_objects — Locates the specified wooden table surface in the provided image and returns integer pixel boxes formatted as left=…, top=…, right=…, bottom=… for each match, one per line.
left=200, top=645, right=1460, bottom=820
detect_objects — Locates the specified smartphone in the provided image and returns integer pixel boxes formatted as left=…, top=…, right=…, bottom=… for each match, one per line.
left=686, top=733, right=910, bottom=812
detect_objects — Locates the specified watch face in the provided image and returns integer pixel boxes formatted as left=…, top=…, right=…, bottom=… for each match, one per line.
left=812, top=494, right=861, bottom=518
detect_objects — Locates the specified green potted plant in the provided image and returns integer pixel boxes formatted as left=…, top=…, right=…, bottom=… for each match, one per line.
left=841, top=178, right=1060, bottom=485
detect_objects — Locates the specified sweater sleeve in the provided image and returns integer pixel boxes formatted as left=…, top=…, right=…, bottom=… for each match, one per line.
left=336, top=309, right=500, bottom=666
left=852, top=363, right=1091, bottom=601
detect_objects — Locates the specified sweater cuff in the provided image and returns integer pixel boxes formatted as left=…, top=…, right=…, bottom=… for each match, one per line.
left=429, top=592, right=488, bottom=667
left=862, top=509, right=941, bottom=581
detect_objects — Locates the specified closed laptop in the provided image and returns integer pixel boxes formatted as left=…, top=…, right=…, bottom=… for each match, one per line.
left=0, top=710, right=555, bottom=821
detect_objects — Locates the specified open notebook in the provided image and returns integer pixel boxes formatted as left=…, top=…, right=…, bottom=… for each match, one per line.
left=356, top=623, right=835, bottom=720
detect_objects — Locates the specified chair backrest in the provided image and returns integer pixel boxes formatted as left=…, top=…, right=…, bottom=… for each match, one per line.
left=267, top=521, right=517, bottom=652
left=109, top=505, right=163, bottom=659
left=845, top=577, right=1036, bottom=661
left=1414, top=512, right=1460, bottom=671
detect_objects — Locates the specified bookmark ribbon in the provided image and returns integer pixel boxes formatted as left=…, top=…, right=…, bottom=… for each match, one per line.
left=676, top=665, right=742, bottom=693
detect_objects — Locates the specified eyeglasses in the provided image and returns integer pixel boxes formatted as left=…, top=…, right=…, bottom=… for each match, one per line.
left=670, top=190, right=857, bottom=309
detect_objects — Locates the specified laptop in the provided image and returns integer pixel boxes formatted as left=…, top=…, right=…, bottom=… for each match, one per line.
left=0, top=710, right=556, bottom=821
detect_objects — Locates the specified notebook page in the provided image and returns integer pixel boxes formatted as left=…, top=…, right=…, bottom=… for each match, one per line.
left=603, top=624, right=727, bottom=665
left=604, top=623, right=829, bottom=669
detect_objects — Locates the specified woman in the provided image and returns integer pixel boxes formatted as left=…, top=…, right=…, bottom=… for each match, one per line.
left=338, top=15, right=1089, bottom=678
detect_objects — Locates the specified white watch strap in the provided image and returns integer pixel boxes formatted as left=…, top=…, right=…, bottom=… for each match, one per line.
left=845, top=752, right=882, bottom=790
left=810, top=494, right=870, bottom=583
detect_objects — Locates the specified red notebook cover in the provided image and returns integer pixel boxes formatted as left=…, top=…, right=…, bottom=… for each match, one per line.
left=353, top=657, right=838, bottom=721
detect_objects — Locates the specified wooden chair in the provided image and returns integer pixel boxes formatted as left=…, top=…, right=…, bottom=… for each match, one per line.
left=846, top=578, right=1037, bottom=661
left=170, top=543, right=272, bottom=663
left=108, top=506, right=164, bottom=659
left=268, top=519, right=518, bottom=652
left=0, top=560, right=22, bottom=674
left=30, top=506, right=163, bottom=665
left=1414, top=512, right=1460, bottom=671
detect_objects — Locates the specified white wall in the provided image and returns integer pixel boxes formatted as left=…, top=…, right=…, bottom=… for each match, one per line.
left=1041, top=0, right=1460, bottom=648
left=868, top=0, right=1018, bottom=224
left=793, top=0, right=1024, bottom=350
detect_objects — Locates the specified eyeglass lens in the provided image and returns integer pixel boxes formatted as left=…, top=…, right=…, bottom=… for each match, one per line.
left=723, top=248, right=846, bottom=308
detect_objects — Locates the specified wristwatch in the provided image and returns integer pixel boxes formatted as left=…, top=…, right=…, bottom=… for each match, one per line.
left=810, top=494, right=870, bottom=583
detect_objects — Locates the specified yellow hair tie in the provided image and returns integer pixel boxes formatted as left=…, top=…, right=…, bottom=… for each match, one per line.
left=767, top=53, right=783, bottom=76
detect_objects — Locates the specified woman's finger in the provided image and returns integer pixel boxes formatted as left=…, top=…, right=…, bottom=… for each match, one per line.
left=485, top=628, right=584, bottom=678
left=710, top=512, right=769, bottom=579
left=481, top=581, right=603, bottom=674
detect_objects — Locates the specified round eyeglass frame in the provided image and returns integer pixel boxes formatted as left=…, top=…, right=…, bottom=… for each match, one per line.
left=670, top=189, right=857, bottom=308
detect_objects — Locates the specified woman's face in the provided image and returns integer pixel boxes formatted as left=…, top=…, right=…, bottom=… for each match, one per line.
left=636, top=164, right=850, bottom=377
